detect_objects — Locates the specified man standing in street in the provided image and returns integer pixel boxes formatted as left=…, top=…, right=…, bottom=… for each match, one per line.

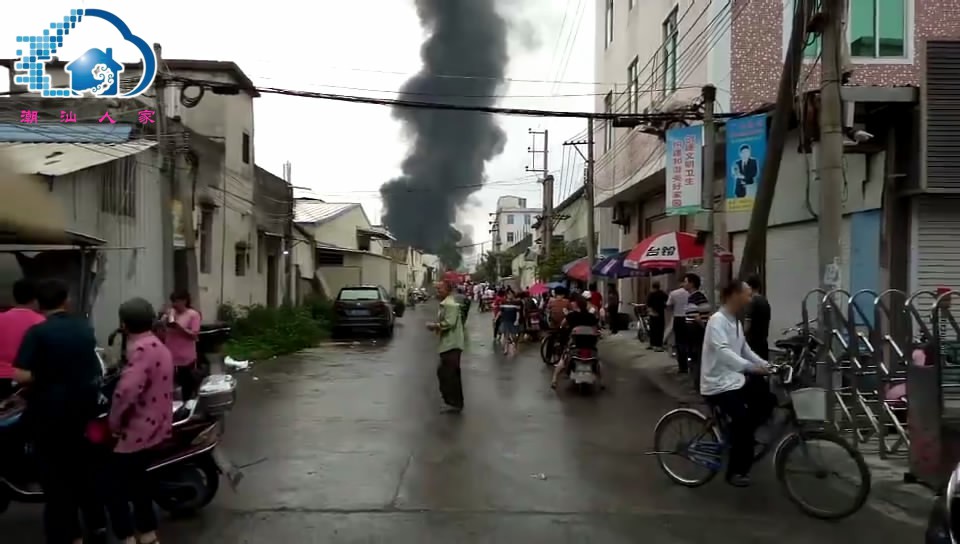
left=646, top=281, right=668, bottom=351
left=13, top=279, right=105, bottom=544
left=428, top=280, right=466, bottom=414
left=666, top=282, right=690, bottom=372
left=744, top=275, right=771, bottom=361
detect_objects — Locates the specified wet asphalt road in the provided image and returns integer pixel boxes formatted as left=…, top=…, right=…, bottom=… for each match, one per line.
left=4, top=303, right=924, bottom=542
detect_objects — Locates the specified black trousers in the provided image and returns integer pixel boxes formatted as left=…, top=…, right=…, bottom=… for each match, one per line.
left=175, top=364, right=199, bottom=401
left=687, top=323, right=705, bottom=391
left=607, top=306, right=621, bottom=334
left=705, top=378, right=773, bottom=478
left=105, top=449, right=158, bottom=540
left=35, top=432, right=103, bottom=544
left=649, top=315, right=665, bottom=347
left=437, top=349, right=464, bottom=409
left=673, top=317, right=688, bottom=372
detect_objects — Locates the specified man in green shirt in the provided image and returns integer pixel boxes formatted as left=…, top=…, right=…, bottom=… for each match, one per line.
left=427, top=280, right=466, bottom=413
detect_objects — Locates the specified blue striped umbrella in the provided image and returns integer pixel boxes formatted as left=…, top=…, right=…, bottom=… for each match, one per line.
left=593, top=251, right=672, bottom=278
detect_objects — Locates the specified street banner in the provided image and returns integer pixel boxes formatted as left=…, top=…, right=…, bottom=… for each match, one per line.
left=725, top=114, right=768, bottom=213
left=665, top=124, right=703, bottom=216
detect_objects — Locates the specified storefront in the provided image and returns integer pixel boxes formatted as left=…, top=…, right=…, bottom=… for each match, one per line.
left=731, top=220, right=853, bottom=336
left=910, top=196, right=960, bottom=294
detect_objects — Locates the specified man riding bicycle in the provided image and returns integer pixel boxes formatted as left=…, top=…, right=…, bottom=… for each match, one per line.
left=700, top=279, right=773, bottom=488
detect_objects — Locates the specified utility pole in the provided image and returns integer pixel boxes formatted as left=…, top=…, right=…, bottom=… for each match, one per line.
left=700, top=86, right=717, bottom=306
left=585, top=118, right=596, bottom=285
left=817, top=0, right=844, bottom=293
left=527, top=129, right=552, bottom=269
left=283, top=161, right=294, bottom=306
left=738, top=0, right=813, bottom=278
left=154, top=43, right=175, bottom=300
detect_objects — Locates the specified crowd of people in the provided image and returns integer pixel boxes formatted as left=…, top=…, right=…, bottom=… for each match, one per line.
left=0, top=279, right=203, bottom=544
left=428, top=273, right=776, bottom=488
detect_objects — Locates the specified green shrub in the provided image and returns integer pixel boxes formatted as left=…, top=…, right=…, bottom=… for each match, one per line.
left=222, top=302, right=331, bottom=360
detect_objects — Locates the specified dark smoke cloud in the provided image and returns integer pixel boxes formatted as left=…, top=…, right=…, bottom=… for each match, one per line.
left=380, top=0, right=509, bottom=268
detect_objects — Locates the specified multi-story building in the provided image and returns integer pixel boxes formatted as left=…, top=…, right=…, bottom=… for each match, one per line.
left=593, top=0, right=960, bottom=334
left=491, top=195, right=540, bottom=252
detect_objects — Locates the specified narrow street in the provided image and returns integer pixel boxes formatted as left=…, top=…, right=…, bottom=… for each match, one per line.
left=5, top=304, right=922, bottom=542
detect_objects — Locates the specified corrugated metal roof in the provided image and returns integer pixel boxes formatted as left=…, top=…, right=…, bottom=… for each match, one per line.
left=0, top=123, right=135, bottom=143
left=0, top=140, right=157, bottom=176
left=294, top=200, right=359, bottom=224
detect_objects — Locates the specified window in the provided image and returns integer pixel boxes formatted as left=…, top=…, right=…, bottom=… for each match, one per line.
left=627, top=56, right=640, bottom=113
left=850, top=0, right=907, bottom=58
left=507, top=231, right=515, bottom=243
left=507, top=214, right=515, bottom=225
left=662, top=7, right=679, bottom=96
left=603, top=92, right=614, bottom=153
left=605, top=0, right=614, bottom=47
left=242, top=131, right=251, bottom=164
left=799, top=0, right=907, bottom=59
left=518, top=198, right=527, bottom=207
left=100, top=157, right=136, bottom=217
left=337, top=287, right=381, bottom=301
left=524, top=214, right=531, bottom=225
left=234, top=243, right=249, bottom=276
left=199, top=206, right=214, bottom=273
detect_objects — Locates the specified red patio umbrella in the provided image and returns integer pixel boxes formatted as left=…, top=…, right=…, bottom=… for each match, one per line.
left=562, top=256, right=592, bottom=282
left=624, top=231, right=733, bottom=270
left=528, top=282, right=550, bottom=296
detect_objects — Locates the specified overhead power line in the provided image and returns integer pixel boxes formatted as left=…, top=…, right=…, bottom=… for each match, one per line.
left=169, top=76, right=725, bottom=121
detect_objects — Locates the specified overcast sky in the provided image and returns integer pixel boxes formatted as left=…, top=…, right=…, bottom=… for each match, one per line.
left=1, top=0, right=597, bottom=267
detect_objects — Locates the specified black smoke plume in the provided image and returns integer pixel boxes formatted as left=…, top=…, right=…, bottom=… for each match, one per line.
left=380, top=0, right=508, bottom=269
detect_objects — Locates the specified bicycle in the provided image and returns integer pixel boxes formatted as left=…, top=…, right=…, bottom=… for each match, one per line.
left=540, top=329, right=565, bottom=367
left=648, top=363, right=871, bottom=520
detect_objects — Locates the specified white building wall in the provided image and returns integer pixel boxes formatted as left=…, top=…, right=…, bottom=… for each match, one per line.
left=594, top=0, right=732, bottom=205
left=311, top=207, right=373, bottom=250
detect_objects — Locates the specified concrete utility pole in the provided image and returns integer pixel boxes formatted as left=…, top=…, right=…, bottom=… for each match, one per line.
left=153, top=43, right=175, bottom=300
left=585, top=118, right=596, bottom=285
left=527, top=129, right=552, bottom=263
left=700, top=85, right=717, bottom=306
left=738, top=0, right=814, bottom=278
left=283, top=161, right=294, bottom=306
left=817, top=0, right=845, bottom=294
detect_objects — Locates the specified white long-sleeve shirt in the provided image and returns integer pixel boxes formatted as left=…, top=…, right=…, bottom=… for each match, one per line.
left=700, top=308, right=768, bottom=396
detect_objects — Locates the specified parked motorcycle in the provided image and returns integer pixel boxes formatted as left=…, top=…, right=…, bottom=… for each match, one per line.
left=0, top=325, right=241, bottom=516
left=567, top=326, right=600, bottom=394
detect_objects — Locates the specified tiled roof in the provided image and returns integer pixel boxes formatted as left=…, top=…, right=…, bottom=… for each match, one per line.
left=294, top=200, right=359, bottom=224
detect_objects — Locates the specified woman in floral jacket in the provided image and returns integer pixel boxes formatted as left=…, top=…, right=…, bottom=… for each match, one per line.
left=107, top=298, right=174, bottom=544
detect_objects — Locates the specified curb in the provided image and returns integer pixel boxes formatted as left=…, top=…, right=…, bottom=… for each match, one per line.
left=599, top=336, right=935, bottom=523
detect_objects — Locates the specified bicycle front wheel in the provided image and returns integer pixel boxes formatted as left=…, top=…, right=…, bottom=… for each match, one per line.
left=653, top=408, right=723, bottom=487
left=774, top=430, right=871, bottom=520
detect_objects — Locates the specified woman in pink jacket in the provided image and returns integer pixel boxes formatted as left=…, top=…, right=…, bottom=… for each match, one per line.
left=107, top=298, right=174, bottom=544
left=163, top=289, right=202, bottom=400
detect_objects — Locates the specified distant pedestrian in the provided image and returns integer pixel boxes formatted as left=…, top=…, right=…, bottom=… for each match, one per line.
left=646, top=281, right=668, bottom=351
left=427, top=280, right=466, bottom=413
left=666, top=283, right=691, bottom=373
left=744, top=275, right=771, bottom=361
left=606, top=284, right=622, bottom=334
left=683, top=273, right=711, bottom=389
